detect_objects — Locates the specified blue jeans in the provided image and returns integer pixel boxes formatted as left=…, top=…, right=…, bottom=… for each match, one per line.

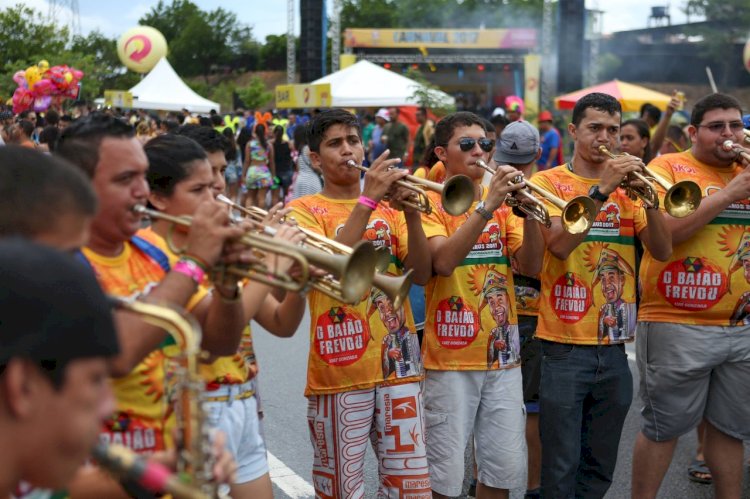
left=539, top=341, right=632, bottom=499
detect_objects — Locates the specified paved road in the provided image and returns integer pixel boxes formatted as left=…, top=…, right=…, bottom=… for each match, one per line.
left=253, top=310, right=749, bottom=498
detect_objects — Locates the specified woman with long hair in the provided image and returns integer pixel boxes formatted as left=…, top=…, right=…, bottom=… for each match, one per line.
left=620, top=118, right=652, bottom=164
left=222, top=127, right=242, bottom=202
left=141, top=133, right=306, bottom=499
left=242, top=123, right=274, bottom=208
left=270, top=125, right=295, bottom=205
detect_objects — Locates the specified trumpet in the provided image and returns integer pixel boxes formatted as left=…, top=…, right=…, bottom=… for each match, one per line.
left=345, top=160, right=475, bottom=216
left=723, top=139, right=750, bottom=162
left=107, top=297, right=220, bottom=498
left=134, top=205, right=378, bottom=304
left=476, top=159, right=596, bottom=234
left=742, top=129, right=750, bottom=145
left=599, top=146, right=701, bottom=218
left=217, top=195, right=413, bottom=309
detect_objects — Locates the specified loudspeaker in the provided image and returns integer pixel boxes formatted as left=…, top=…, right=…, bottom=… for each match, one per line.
left=557, top=0, right=585, bottom=93
left=300, top=0, right=326, bottom=82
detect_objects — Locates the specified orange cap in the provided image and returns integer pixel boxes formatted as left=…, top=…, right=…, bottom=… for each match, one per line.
left=538, top=110, right=553, bottom=122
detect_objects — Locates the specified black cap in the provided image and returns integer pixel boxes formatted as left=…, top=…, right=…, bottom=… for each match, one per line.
left=0, top=238, right=119, bottom=365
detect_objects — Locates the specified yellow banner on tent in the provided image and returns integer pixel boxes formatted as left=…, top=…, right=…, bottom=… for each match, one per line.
left=104, top=90, right=133, bottom=108
left=275, top=83, right=331, bottom=109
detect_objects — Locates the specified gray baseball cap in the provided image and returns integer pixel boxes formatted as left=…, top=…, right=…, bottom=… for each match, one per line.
left=493, top=120, right=540, bottom=165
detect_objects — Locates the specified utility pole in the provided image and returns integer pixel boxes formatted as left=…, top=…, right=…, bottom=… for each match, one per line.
left=287, top=0, right=295, bottom=83
left=540, top=0, right=554, bottom=110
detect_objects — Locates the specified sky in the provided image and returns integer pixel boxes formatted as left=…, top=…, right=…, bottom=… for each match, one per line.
left=5, top=0, right=699, bottom=41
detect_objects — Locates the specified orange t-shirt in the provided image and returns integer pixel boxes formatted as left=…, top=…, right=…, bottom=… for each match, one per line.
left=529, top=165, right=647, bottom=345
left=421, top=189, right=521, bottom=371
left=82, top=241, right=203, bottom=453
left=639, top=151, right=750, bottom=325
left=427, top=161, right=446, bottom=184
left=288, top=194, right=423, bottom=396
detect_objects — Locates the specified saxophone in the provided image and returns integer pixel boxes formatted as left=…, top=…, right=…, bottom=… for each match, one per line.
left=107, top=296, right=223, bottom=498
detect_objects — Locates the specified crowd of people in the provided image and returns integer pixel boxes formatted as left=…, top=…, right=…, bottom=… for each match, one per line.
left=1, top=88, right=749, bottom=499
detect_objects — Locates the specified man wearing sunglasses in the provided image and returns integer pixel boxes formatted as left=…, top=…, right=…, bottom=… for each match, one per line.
left=632, top=93, right=750, bottom=499
left=420, top=111, right=545, bottom=499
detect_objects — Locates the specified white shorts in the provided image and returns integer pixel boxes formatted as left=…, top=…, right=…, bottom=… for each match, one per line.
left=423, top=368, right=526, bottom=496
left=307, top=382, right=432, bottom=498
left=204, top=379, right=268, bottom=484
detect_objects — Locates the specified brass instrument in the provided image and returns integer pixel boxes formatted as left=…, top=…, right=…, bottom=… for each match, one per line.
left=476, top=159, right=551, bottom=227
left=217, top=195, right=413, bottom=309
left=599, top=146, right=701, bottom=218
left=742, top=129, right=750, bottom=145
left=108, top=297, right=221, bottom=498
left=723, top=139, right=750, bottom=162
left=134, top=205, right=377, bottom=304
left=476, top=159, right=596, bottom=234
left=345, top=160, right=475, bottom=216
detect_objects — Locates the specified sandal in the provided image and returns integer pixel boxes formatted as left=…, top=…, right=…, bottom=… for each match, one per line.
left=687, top=458, right=713, bottom=485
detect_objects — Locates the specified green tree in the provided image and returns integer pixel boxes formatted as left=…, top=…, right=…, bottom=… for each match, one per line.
left=406, top=67, right=455, bottom=116
left=684, top=0, right=750, bottom=85
left=260, top=35, right=289, bottom=70
left=340, top=0, right=397, bottom=28
left=237, top=76, right=273, bottom=110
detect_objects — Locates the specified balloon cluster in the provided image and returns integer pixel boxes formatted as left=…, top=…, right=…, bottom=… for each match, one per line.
left=12, top=60, right=84, bottom=114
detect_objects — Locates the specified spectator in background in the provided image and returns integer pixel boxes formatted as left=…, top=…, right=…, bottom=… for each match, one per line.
left=38, top=126, right=60, bottom=153
left=384, top=106, right=409, bottom=166
left=45, top=109, right=60, bottom=128
left=619, top=119, right=653, bottom=164
left=659, top=124, right=689, bottom=156
left=537, top=110, right=563, bottom=171
left=370, top=108, right=389, bottom=164
left=413, top=107, right=435, bottom=171
left=360, top=113, right=375, bottom=165
left=270, top=124, right=295, bottom=205
left=640, top=103, right=661, bottom=134
left=649, top=92, right=684, bottom=157
left=223, top=127, right=243, bottom=202
left=290, top=124, right=322, bottom=200
left=490, top=113, right=509, bottom=139
left=59, top=115, right=73, bottom=130
left=286, top=112, right=298, bottom=143
left=10, top=120, right=36, bottom=148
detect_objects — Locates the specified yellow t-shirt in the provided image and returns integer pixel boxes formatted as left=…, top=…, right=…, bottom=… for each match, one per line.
left=421, top=189, right=521, bottom=371
left=639, top=151, right=750, bottom=325
left=137, top=228, right=258, bottom=387
left=529, top=165, right=647, bottom=345
left=82, top=240, right=202, bottom=453
left=288, top=194, right=423, bottom=396
left=427, top=161, right=446, bottom=184
left=506, top=211, right=540, bottom=317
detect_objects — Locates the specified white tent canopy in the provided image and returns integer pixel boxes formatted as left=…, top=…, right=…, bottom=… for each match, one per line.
left=311, top=60, right=454, bottom=108
left=128, top=58, right=220, bottom=113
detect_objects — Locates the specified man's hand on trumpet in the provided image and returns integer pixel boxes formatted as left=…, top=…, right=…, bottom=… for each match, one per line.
left=361, top=149, right=408, bottom=203
left=485, top=164, right=527, bottom=212
left=600, top=153, right=645, bottom=196
left=264, top=223, right=308, bottom=276
left=261, top=202, right=293, bottom=229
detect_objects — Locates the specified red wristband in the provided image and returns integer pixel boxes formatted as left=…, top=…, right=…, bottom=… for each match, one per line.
left=358, top=195, right=378, bottom=210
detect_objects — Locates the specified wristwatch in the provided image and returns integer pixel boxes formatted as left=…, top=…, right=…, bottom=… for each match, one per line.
left=588, top=185, right=610, bottom=202
left=474, top=201, right=494, bottom=221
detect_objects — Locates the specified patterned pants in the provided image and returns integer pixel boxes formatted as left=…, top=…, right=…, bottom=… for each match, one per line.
left=307, top=382, right=431, bottom=498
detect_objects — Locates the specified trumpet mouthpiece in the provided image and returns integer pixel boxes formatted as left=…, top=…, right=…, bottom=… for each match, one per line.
left=475, top=159, right=488, bottom=168
left=132, top=204, right=147, bottom=215
left=346, top=159, right=357, bottom=167
left=722, top=140, right=736, bottom=152
left=216, top=194, right=233, bottom=205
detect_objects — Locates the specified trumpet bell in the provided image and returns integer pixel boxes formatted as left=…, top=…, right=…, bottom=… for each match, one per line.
left=665, top=180, right=702, bottom=218
left=563, top=196, right=597, bottom=234
left=442, top=175, right=476, bottom=216
left=373, top=269, right=413, bottom=310
left=332, top=241, right=378, bottom=303
left=374, top=246, right=392, bottom=273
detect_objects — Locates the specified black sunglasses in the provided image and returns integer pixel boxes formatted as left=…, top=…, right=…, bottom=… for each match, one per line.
left=458, top=137, right=495, bottom=152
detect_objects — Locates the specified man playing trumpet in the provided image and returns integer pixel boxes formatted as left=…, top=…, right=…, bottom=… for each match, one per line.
left=632, top=93, right=750, bottom=499
left=527, top=93, right=672, bottom=498
left=287, top=109, right=433, bottom=498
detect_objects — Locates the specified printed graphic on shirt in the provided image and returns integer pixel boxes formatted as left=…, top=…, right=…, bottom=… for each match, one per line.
left=368, top=287, right=423, bottom=380
left=314, top=306, right=370, bottom=366
left=473, top=265, right=519, bottom=367
left=590, top=202, right=621, bottom=237
left=466, top=222, right=503, bottom=261
left=724, top=228, right=750, bottom=325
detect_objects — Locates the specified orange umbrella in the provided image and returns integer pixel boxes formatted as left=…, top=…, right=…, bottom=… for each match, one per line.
left=554, top=79, right=672, bottom=112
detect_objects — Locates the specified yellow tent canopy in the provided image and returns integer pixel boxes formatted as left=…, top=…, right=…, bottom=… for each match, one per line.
left=554, top=80, right=672, bottom=112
